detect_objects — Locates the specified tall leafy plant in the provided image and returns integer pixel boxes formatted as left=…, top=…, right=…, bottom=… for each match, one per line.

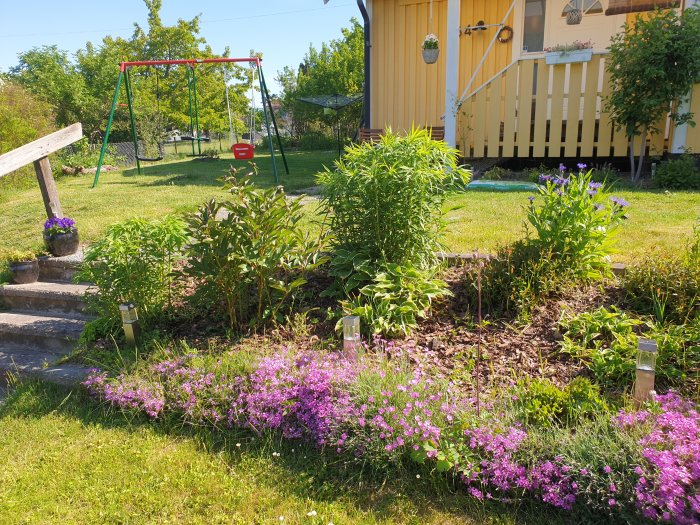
left=78, top=216, right=188, bottom=331
left=318, top=127, right=470, bottom=270
left=183, top=170, right=325, bottom=331
left=606, top=6, right=700, bottom=182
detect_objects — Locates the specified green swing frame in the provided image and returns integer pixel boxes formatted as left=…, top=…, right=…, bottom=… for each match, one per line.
left=92, top=57, right=288, bottom=187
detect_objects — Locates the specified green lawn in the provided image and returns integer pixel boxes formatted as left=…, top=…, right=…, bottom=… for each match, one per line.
left=0, top=381, right=555, bottom=525
left=1, top=151, right=698, bottom=263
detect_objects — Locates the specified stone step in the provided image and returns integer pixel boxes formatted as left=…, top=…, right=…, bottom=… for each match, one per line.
left=39, top=251, right=84, bottom=283
left=0, top=312, right=86, bottom=355
left=0, top=281, right=94, bottom=318
left=0, top=344, right=91, bottom=387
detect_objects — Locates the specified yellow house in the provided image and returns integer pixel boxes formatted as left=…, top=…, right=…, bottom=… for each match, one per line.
left=355, top=0, right=700, bottom=159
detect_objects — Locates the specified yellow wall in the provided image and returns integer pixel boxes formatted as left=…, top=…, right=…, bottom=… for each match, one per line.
left=370, top=0, right=512, bottom=131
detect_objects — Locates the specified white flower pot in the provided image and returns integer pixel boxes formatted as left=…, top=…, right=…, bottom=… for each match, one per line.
left=545, top=49, right=593, bottom=65
left=422, top=48, right=439, bottom=64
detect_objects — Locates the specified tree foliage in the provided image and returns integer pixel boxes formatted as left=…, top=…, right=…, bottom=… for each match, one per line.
left=277, top=19, right=364, bottom=143
left=606, top=6, right=700, bottom=182
left=7, top=0, right=251, bottom=144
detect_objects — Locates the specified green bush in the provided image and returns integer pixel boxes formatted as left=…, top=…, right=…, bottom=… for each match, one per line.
left=654, top=154, right=700, bottom=190
left=183, top=173, right=325, bottom=331
left=470, top=170, right=626, bottom=321
left=340, top=262, right=450, bottom=337
left=514, top=377, right=607, bottom=427
left=528, top=171, right=626, bottom=280
left=298, top=131, right=340, bottom=151
left=78, top=216, right=188, bottom=334
left=559, top=307, right=641, bottom=389
left=59, top=137, right=121, bottom=170
left=318, top=127, right=470, bottom=269
left=623, top=223, right=699, bottom=324
left=469, top=241, right=569, bottom=320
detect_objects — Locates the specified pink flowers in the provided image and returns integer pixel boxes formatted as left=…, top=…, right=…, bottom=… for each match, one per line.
left=617, top=392, right=700, bottom=525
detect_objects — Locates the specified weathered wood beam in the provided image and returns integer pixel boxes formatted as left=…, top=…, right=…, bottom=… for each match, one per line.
left=33, top=156, right=63, bottom=219
left=0, top=123, right=82, bottom=178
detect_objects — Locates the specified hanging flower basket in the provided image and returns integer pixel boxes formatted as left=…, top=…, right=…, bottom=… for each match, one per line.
left=422, top=33, right=439, bottom=64
left=422, top=48, right=440, bottom=64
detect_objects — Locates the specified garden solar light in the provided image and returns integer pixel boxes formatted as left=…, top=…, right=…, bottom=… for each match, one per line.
left=634, top=338, right=657, bottom=405
left=342, top=315, right=361, bottom=360
left=119, top=303, right=140, bottom=345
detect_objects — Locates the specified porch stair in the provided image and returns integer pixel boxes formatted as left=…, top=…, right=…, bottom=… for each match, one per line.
left=0, top=253, right=93, bottom=387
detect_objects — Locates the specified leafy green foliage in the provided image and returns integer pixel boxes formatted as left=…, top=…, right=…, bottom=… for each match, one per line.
left=559, top=307, right=642, bottom=388
left=470, top=241, right=569, bottom=320
left=78, top=216, right=188, bottom=334
left=340, top=263, right=450, bottom=337
left=654, top=154, right=700, bottom=190
left=59, top=137, right=121, bottom=170
left=527, top=171, right=625, bottom=280
left=277, top=20, right=364, bottom=142
left=318, top=128, right=470, bottom=269
left=183, top=171, right=325, bottom=331
left=606, top=6, right=700, bottom=181
left=2, top=249, right=38, bottom=263
left=623, top=225, right=700, bottom=324
left=514, top=377, right=608, bottom=427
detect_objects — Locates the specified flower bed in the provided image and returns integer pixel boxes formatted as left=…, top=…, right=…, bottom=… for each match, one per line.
left=83, top=340, right=699, bottom=523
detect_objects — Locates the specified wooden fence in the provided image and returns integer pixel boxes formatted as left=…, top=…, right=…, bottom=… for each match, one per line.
left=458, top=54, right=672, bottom=159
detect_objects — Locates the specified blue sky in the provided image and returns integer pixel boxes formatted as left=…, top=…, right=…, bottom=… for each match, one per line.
left=0, top=0, right=359, bottom=94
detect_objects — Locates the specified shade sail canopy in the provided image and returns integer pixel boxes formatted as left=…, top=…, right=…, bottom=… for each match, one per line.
left=605, top=0, right=680, bottom=15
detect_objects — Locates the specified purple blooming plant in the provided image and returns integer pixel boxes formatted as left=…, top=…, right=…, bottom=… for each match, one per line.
left=616, top=392, right=700, bottom=525
left=44, top=217, right=76, bottom=235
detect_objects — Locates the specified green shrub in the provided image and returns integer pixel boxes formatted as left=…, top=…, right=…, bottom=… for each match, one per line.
left=469, top=170, right=626, bottom=321
left=2, top=249, right=38, bottom=263
left=514, top=377, right=607, bottom=427
left=654, top=154, right=700, bottom=189
left=78, top=216, right=188, bottom=334
left=340, top=262, right=450, bottom=337
left=528, top=171, right=626, bottom=280
left=623, top=224, right=699, bottom=324
left=183, top=173, right=325, bottom=331
left=647, top=318, right=700, bottom=391
left=470, top=241, right=570, bottom=320
left=482, top=166, right=512, bottom=180
left=317, top=127, right=470, bottom=269
left=559, top=306, right=642, bottom=389
left=59, top=137, right=122, bottom=170
left=298, top=131, right=340, bottom=151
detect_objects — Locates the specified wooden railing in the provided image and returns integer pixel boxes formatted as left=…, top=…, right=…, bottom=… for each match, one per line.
left=458, top=54, right=671, bottom=159
left=0, top=123, right=83, bottom=219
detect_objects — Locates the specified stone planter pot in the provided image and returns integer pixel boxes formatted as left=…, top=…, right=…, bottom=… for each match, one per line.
left=9, top=259, right=39, bottom=284
left=422, top=48, right=439, bottom=64
left=545, top=49, right=593, bottom=65
left=44, top=228, right=80, bottom=257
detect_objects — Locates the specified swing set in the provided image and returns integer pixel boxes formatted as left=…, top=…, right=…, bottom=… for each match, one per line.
left=92, top=57, right=288, bottom=187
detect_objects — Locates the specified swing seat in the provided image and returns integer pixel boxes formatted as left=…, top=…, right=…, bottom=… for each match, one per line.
left=137, top=155, right=164, bottom=162
left=231, top=143, right=255, bottom=160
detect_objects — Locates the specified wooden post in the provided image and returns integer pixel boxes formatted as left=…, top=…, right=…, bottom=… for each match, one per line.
left=33, top=156, right=63, bottom=219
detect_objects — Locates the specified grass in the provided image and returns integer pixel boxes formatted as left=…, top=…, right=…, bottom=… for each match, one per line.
left=0, top=380, right=560, bottom=525
left=1, top=150, right=698, bottom=263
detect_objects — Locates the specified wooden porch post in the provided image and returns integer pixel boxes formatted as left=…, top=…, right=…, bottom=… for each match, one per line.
left=33, top=156, right=63, bottom=219
left=444, top=0, right=461, bottom=148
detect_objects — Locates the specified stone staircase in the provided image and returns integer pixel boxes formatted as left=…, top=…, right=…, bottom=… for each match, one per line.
left=0, top=252, right=93, bottom=386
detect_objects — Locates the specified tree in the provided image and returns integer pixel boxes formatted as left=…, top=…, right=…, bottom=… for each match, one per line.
left=277, top=19, right=364, bottom=143
left=606, top=6, right=700, bottom=182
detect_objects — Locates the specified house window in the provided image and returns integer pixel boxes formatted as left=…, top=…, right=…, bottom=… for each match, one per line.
left=523, top=0, right=546, bottom=52
left=562, top=0, right=604, bottom=17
